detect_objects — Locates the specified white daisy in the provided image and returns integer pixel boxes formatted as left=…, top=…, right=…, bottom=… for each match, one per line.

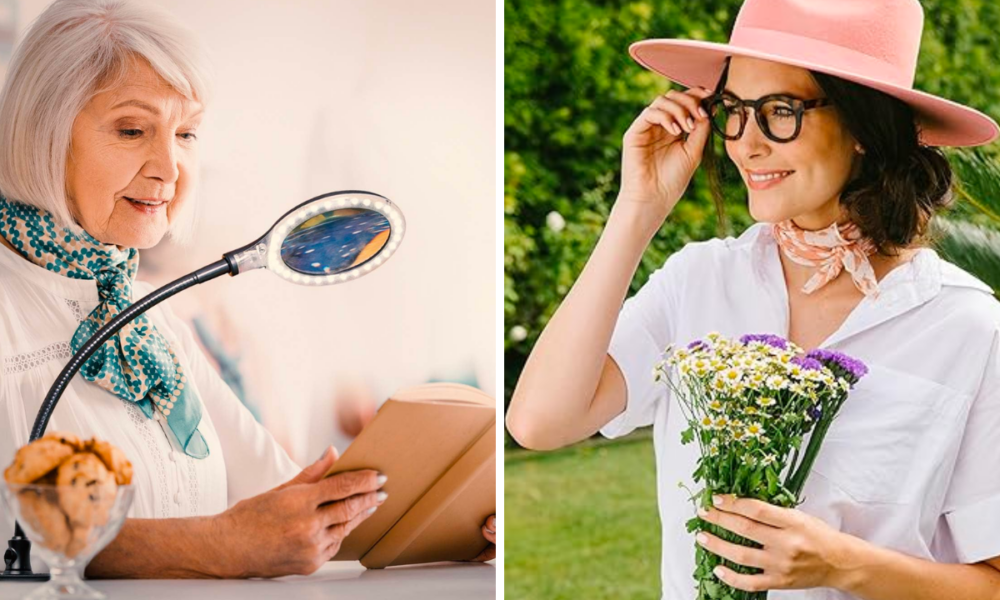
left=745, top=422, right=765, bottom=438
left=766, top=375, right=789, bottom=390
left=756, top=396, right=777, bottom=408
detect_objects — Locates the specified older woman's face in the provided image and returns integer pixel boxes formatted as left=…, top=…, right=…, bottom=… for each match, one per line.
left=66, top=58, right=203, bottom=249
left=723, top=56, right=860, bottom=229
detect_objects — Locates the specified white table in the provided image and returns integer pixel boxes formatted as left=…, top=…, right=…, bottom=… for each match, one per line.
left=0, top=560, right=495, bottom=599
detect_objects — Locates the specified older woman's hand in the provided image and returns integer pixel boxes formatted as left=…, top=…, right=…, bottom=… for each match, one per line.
left=212, top=446, right=386, bottom=578
left=469, top=515, right=496, bottom=562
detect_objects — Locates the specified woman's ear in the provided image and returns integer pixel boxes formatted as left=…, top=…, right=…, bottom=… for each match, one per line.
left=847, top=143, right=866, bottom=183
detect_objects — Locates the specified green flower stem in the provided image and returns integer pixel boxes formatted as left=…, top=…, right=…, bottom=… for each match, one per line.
left=784, top=414, right=834, bottom=499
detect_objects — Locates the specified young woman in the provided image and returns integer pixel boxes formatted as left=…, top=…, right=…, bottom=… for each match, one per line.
left=506, top=0, right=1000, bottom=598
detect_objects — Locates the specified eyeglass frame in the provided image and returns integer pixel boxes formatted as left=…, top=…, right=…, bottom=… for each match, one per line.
left=699, top=92, right=833, bottom=143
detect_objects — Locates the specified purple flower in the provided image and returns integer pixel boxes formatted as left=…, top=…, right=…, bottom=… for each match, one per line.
left=805, top=349, right=869, bottom=384
left=790, top=356, right=824, bottom=371
left=739, top=333, right=788, bottom=350
left=807, top=404, right=823, bottom=421
left=687, top=339, right=707, bottom=352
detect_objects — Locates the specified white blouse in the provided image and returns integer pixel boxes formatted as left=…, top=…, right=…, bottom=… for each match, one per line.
left=0, top=242, right=302, bottom=569
left=603, top=222, right=1000, bottom=600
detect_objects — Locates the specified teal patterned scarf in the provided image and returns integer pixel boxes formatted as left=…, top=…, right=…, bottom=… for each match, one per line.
left=0, top=194, right=209, bottom=459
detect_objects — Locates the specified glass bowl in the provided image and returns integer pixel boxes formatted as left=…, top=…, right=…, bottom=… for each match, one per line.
left=1, top=482, right=134, bottom=600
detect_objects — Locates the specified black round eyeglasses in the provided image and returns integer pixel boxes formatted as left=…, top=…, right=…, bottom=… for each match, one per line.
left=700, top=92, right=833, bottom=143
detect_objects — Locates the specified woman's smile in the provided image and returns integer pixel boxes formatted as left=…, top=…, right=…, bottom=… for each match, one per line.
left=745, top=169, right=795, bottom=191
left=124, top=197, right=168, bottom=215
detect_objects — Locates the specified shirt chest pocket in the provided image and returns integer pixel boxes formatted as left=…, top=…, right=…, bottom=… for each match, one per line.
left=808, top=364, right=966, bottom=505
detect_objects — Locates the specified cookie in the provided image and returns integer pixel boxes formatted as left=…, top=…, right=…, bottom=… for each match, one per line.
left=35, top=470, right=58, bottom=485
left=65, top=522, right=94, bottom=559
left=56, top=453, right=117, bottom=528
left=40, top=431, right=85, bottom=452
left=16, top=487, right=70, bottom=554
left=4, top=439, right=76, bottom=484
left=85, top=439, right=133, bottom=485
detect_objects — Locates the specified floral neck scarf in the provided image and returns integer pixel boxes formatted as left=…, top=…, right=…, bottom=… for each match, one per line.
left=0, top=194, right=209, bottom=459
left=772, top=218, right=880, bottom=300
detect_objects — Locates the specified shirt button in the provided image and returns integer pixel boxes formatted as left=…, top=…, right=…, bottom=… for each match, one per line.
left=174, top=492, right=181, bottom=505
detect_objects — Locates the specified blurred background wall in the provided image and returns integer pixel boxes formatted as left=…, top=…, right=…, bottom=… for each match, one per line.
left=1, top=0, right=496, bottom=465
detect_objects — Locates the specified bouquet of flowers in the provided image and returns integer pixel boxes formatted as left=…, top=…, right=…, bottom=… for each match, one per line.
left=653, top=332, right=868, bottom=600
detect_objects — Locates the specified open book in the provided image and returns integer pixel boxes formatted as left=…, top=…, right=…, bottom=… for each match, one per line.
left=322, top=382, right=495, bottom=568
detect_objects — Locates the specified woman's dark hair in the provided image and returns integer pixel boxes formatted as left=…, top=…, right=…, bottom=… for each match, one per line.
left=702, top=56, right=953, bottom=257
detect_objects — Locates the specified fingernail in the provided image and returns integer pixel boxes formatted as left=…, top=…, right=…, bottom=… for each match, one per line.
left=712, top=495, right=723, bottom=506
left=671, top=123, right=681, bottom=135
left=697, top=507, right=708, bottom=517
left=696, top=533, right=708, bottom=544
left=318, top=446, right=331, bottom=462
left=698, top=107, right=708, bottom=118
left=376, top=491, right=388, bottom=503
left=367, top=505, right=378, bottom=514
left=686, top=117, right=695, bottom=130
left=714, top=566, right=725, bottom=579
left=376, top=473, right=388, bottom=486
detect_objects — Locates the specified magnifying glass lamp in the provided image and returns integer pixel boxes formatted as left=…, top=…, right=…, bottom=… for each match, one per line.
left=1, top=189, right=405, bottom=581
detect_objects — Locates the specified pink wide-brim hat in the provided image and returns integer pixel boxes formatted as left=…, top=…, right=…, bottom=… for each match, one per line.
left=630, top=0, right=999, bottom=147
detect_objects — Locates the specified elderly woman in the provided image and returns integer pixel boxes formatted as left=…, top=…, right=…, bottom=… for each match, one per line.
left=0, top=0, right=495, bottom=578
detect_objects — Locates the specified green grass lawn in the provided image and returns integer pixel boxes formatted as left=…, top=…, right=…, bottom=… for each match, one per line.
left=505, top=435, right=662, bottom=599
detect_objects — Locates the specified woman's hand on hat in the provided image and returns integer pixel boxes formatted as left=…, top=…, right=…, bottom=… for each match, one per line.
left=210, top=445, right=387, bottom=577
left=617, top=86, right=714, bottom=227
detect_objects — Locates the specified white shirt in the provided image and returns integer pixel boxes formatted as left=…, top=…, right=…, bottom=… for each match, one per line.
left=0, top=242, right=302, bottom=569
left=602, top=222, right=1000, bottom=600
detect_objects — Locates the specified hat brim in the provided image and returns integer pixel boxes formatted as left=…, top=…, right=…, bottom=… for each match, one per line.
left=630, top=39, right=1000, bottom=148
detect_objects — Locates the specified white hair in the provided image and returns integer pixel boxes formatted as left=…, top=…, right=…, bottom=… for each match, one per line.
left=0, top=0, right=214, bottom=246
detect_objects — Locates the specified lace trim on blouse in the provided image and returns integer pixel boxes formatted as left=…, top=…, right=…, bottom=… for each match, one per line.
left=2, top=297, right=90, bottom=375
left=63, top=298, right=89, bottom=322
left=2, top=341, right=73, bottom=376
left=122, top=398, right=170, bottom=519
left=186, top=453, right=200, bottom=512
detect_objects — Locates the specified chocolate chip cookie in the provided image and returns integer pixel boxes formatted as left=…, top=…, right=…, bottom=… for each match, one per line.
left=85, top=439, right=133, bottom=485
left=55, top=453, right=117, bottom=529
left=16, top=487, right=71, bottom=554
left=4, top=438, right=76, bottom=484
left=40, top=431, right=85, bottom=452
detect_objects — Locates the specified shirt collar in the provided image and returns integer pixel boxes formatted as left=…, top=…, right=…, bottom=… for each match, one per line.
left=748, top=221, right=993, bottom=348
left=750, top=220, right=992, bottom=291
